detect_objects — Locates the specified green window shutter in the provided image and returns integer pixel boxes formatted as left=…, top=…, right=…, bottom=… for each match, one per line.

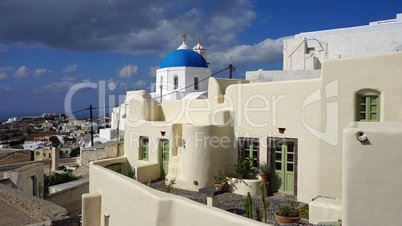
left=356, top=93, right=380, bottom=122
left=240, top=138, right=259, bottom=167
left=140, top=138, right=149, bottom=161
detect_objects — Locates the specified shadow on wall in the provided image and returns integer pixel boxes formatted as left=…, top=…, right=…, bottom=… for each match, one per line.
left=270, top=172, right=282, bottom=195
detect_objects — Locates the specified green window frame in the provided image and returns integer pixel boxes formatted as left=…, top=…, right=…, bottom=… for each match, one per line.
left=356, top=93, right=380, bottom=122
left=140, top=137, right=149, bottom=161
left=238, top=138, right=259, bottom=167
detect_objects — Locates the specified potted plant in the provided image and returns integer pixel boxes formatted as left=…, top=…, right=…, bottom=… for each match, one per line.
left=229, top=157, right=257, bottom=180
left=259, top=162, right=270, bottom=182
left=274, top=201, right=301, bottom=224
left=213, top=170, right=229, bottom=191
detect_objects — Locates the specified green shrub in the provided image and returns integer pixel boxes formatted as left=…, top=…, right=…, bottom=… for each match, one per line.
left=277, top=200, right=299, bottom=217
left=69, top=147, right=80, bottom=157
left=44, top=172, right=79, bottom=196
left=299, top=205, right=309, bottom=219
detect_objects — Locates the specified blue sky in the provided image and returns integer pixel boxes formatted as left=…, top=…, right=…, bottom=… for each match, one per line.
left=0, top=0, right=401, bottom=121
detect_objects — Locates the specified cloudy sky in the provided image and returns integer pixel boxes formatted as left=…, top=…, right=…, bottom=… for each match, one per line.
left=0, top=0, right=401, bottom=120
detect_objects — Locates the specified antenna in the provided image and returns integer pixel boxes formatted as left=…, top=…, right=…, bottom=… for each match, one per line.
left=122, top=58, right=128, bottom=119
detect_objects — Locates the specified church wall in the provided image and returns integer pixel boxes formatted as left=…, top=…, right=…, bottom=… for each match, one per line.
left=183, top=67, right=211, bottom=92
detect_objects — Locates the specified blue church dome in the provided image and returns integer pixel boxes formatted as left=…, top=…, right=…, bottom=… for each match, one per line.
left=160, top=49, right=208, bottom=69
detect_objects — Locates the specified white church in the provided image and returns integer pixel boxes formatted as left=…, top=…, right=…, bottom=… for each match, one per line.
left=111, top=34, right=211, bottom=133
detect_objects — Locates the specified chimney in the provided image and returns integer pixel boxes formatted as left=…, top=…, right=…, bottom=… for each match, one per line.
left=51, top=147, right=59, bottom=171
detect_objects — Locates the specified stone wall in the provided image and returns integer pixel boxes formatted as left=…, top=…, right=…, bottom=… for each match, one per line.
left=45, top=179, right=89, bottom=216
left=75, top=141, right=123, bottom=176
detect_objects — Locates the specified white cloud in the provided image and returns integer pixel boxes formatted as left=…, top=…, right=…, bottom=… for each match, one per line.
left=0, top=73, right=7, bottom=80
left=62, top=64, right=78, bottom=74
left=0, top=43, right=7, bottom=55
left=35, top=75, right=90, bottom=93
left=13, top=66, right=31, bottom=79
left=115, top=64, right=138, bottom=78
left=0, top=86, right=13, bottom=92
left=107, top=78, right=148, bottom=91
left=148, top=66, right=158, bottom=78
left=133, top=80, right=147, bottom=88
left=33, top=68, right=52, bottom=78
left=0, top=66, right=13, bottom=80
left=209, top=36, right=292, bottom=69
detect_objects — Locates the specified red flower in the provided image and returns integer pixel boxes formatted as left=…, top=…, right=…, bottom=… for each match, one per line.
left=225, top=172, right=227, bottom=175
left=233, top=175, right=236, bottom=178
left=244, top=160, right=247, bottom=163
left=226, top=162, right=229, bottom=165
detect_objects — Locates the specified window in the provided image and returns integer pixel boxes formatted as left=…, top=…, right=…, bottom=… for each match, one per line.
left=194, top=77, right=199, bottom=90
left=160, top=76, right=163, bottom=87
left=174, top=76, right=178, bottom=90
left=36, top=152, right=39, bottom=155
left=238, top=138, right=259, bottom=167
left=140, top=137, right=149, bottom=161
left=356, top=92, right=380, bottom=121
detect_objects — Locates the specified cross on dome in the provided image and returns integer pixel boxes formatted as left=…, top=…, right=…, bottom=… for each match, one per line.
left=182, top=33, right=187, bottom=43
left=197, top=37, right=200, bottom=44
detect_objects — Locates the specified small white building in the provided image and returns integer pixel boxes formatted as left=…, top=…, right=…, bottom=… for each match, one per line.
left=23, top=141, right=51, bottom=151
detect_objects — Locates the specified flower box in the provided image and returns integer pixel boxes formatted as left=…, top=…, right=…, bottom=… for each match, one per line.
left=228, top=178, right=261, bottom=196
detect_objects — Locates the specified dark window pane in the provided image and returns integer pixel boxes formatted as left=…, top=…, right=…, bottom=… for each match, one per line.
left=287, top=163, right=293, bottom=172
left=276, top=153, right=282, bottom=161
left=287, top=154, right=293, bottom=162
left=276, top=162, right=281, bottom=170
left=288, top=144, right=294, bottom=153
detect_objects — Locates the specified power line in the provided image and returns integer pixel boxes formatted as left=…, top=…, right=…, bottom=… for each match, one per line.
left=64, top=66, right=230, bottom=116
left=151, top=67, right=229, bottom=100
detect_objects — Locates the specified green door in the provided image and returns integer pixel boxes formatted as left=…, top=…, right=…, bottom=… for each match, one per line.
left=160, top=140, right=169, bottom=178
left=272, top=141, right=295, bottom=195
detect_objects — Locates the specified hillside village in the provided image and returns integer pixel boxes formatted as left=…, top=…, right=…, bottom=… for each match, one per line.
left=1, top=13, right=402, bottom=226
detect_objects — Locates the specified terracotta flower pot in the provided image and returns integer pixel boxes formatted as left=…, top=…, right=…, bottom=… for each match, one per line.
left=274, top=212, right=301, bottom=224
left=260, top=175, right=269, bottom=182
left=213, top=183, right=229, bottom=191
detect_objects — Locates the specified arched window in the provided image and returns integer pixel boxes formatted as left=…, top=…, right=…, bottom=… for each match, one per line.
left=174, top=76, right=178, bottom=90
left=356, top=90, right=380, bottom=122
left=160, top=76, right=163, bottom=86
left=194, top=77, right=199, bottom=90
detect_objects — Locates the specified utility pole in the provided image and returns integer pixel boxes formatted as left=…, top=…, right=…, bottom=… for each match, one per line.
left=89, top=105, right=94, bottom=147
left=160, top=85, right=162, bottom=104
left=228, top=57, right=235, bottom=79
